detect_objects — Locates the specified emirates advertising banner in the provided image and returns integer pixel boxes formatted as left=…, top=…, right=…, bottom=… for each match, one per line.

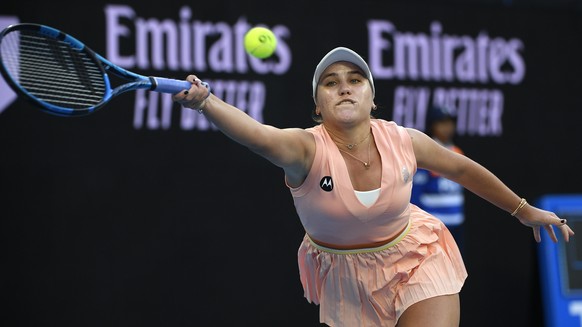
left=1, top=6, right=526, bottom=136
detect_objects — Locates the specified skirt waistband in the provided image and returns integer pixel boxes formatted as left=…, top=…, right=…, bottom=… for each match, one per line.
left=306, top=219, right=411, bottom=255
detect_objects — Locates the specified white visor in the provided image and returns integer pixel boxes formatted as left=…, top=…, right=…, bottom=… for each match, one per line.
left=312, top=47, right=375, bottom=101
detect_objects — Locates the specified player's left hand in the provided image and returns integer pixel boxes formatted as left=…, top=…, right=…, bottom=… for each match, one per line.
left=515, top=204, right=575, bottom=243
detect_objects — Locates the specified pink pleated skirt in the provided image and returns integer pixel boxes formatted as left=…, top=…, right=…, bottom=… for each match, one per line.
left=297, top=209, right=468, bottom=327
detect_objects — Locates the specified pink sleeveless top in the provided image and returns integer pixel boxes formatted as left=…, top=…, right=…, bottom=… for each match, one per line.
left=288, top=119, right=417, bottom=246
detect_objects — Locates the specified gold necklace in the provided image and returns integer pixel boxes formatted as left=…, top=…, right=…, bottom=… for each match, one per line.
left=327, top=128, right=371, bottom=149
left=337, top=136, right=372, bottom=169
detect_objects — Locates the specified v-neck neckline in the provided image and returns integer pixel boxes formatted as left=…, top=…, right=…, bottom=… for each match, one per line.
left=324, top=122, right=385, bottom=209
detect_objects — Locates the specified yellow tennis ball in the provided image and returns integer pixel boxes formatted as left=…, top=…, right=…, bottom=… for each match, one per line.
left=244, top=27, right=277, bottom=59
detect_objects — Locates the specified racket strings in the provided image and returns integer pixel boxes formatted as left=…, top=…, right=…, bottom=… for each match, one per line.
left=1, top=30, right=107, bottom=109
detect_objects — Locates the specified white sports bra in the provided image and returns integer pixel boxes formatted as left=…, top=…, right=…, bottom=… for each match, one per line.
left=354, top=188, right=381, bottom=208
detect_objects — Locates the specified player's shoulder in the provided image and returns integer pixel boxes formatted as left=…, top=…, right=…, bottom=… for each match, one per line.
left=371, top=119, right=406, bottom=134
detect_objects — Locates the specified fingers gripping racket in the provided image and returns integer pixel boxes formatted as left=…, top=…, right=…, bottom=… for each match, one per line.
left=0, top=23, right=205, bottom=117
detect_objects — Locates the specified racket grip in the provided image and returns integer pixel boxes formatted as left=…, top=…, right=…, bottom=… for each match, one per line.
left=149, top=77, right=193, bottom=93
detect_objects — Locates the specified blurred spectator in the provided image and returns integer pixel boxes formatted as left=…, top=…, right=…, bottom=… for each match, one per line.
left=411, top=105, right=466, bottom=252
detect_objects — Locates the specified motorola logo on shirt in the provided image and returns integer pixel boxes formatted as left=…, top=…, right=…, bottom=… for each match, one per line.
left=320, top=176, right=333, bottom=192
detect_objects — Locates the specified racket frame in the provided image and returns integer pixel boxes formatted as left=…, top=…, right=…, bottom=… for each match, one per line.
left=0, top=23, right=192, bottom=116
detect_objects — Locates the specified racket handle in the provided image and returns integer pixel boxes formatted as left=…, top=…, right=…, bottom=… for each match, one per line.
left=149, top=77, right=193, bottom=93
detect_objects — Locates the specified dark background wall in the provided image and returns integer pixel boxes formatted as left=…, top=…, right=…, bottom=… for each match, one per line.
left=1, top=0, right=581, bottom=326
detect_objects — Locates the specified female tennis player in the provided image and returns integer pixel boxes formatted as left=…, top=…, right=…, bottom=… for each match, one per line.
left=172, top=47, right=574, bottom=327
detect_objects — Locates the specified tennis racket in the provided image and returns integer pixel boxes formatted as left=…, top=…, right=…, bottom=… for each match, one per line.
left=0, top=23, right=204, bottom=117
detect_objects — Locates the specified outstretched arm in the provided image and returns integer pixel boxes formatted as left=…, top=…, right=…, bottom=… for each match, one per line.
left=407, top=128, right=574, bottom=243
left=172, top=76, right=315, bottom=187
